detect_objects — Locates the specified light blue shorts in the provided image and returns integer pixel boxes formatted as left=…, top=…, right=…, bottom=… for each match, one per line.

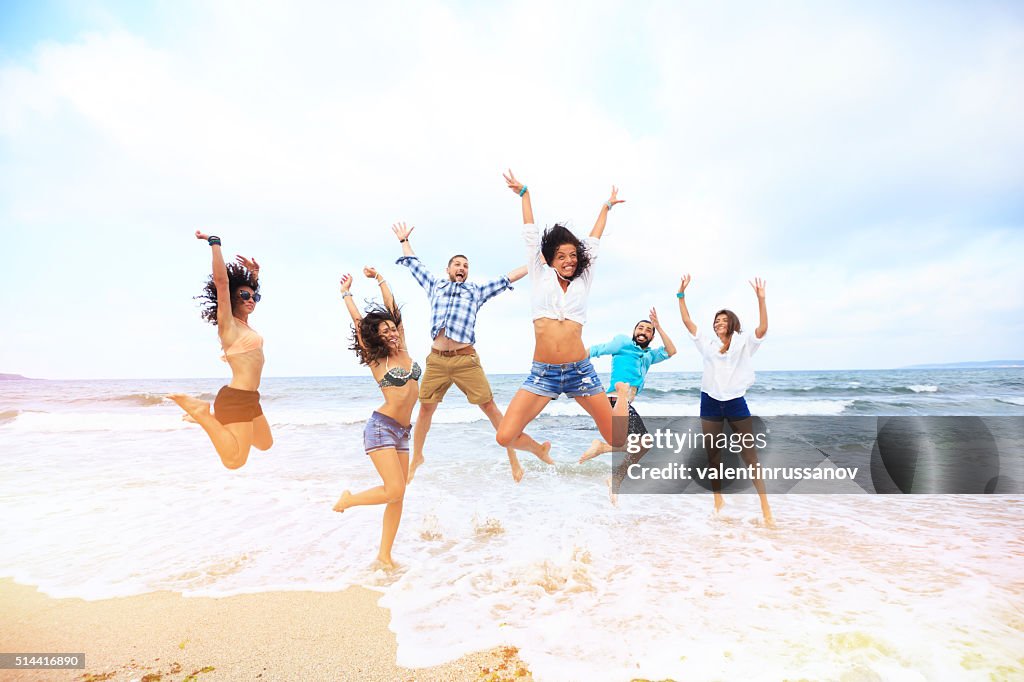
left=363, top=411, right=411, bottom=455
left=521, top=359, right=605, bottom=399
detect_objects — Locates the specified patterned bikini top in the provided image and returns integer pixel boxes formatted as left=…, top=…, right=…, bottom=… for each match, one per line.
left=378, top=356, right=422, bottom=388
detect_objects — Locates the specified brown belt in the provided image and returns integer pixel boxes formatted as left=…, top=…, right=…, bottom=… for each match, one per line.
left=431, top=346, right=475, bottom=357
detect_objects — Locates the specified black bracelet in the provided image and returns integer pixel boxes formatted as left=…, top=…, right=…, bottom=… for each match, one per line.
left=207, top=236, right=222, bottom=246
left=399, top=238, right=409, bottom=243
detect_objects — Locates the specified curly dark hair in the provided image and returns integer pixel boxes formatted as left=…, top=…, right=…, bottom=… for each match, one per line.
left=540, top=224, right=592, bottom=280
left=350, top=302, right=403, bottom=366
left=196, top=263, right=260, bottom=325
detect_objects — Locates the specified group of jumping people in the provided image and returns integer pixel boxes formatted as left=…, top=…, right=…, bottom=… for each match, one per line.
left=168, top=170, right=772, bottom=568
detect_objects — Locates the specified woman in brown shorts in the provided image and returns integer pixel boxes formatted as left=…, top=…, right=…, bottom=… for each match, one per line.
left=169, top=231, right=274, bottom=469
left=333, top=266, right=420, bottom=570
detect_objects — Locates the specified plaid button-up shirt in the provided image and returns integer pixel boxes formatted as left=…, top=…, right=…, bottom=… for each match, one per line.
left=396, top=256, right=513, bottom=344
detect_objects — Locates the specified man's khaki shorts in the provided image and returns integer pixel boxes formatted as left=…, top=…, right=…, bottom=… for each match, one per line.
left=418, top=351, right=494, bottom=405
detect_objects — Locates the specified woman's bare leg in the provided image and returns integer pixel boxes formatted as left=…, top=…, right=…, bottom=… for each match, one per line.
left=730, top=417, right=774, bottom=526
left=479, top=399, right=552, bottom=482
left=495, top=390, right=554, bottom=448
left=168, top=394, right=252, bottom=469
left=332, top=448, right=409, bottom=568
left=252, top=414, right=273, bottom=451
left=701, top=419, right=725, bottom=513
left=575, top=383, right=630, bottom=447
left=377, top=451, right=410, bottom=567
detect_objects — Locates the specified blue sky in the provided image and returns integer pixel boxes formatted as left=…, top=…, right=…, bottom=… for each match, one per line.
left=1, top=1, right=1022, bottom=379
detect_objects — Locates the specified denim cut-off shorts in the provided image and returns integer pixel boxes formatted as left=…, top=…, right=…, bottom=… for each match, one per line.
left=521, top=359, right=605, bottom=399
left=699, top=392, right=752, bottom=421
left=363, top=411, right=411, bottom=455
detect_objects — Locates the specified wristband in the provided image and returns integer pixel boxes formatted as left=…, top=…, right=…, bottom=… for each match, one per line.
left=207, top=236, right=221, bottom=246
left=377, top=279, right=386, bottom=286
left=605, top=201, right=614, bottom=210
left=519, top=185, right=528, bottom=197
left=341, top=292, right=353, bottom=298
left=399, top=238, right=409, bottom=243
left=676, top=292, right=685, bottom=299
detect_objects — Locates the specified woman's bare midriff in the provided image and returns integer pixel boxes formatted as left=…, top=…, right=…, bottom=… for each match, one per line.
left=225, top=350, right=264, bottom=391
left=532, top=318, right=588, bottom=363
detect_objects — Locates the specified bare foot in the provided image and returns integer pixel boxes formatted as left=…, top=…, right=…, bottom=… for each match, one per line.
left=579, top=438, right=609, bottom=463
left=713, top=492, right=725, bottom=514
left=605, top=475, right=619, bottom=507
left=168, top=393, right=211, bottom=421
left=762, top=507, right=775, bottom=529
left=407, top=453, right=425, bottom=483
left=510, top=457, right=525, bottom=483
left=332, top=490, right=353, bottom=513
left=533, top=441, right=554, bottom=465
left=374, top=556, right=398, bottom=571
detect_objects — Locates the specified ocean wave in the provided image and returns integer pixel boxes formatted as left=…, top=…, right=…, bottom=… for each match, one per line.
left=907, top=385, right=939, bottom=393
left=995, top=397, right=1024, bottom=406
left=2, top=411, right=193, bottom=433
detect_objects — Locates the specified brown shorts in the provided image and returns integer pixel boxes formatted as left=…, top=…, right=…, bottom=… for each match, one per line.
left=213, top=386, right=264, bottom=425
left=418, top=351, right=493, bottom=405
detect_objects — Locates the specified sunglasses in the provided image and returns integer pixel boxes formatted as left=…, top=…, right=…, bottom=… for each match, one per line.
left=238, top=291, right=262, bottom=302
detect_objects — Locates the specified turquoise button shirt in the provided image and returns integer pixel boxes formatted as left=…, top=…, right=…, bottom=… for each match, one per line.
left=588, top=334, right=670, bottom=395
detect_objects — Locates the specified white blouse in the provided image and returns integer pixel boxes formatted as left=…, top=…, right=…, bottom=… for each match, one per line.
left=691, top=330, right=765, bottom=401
left=523, top=223, right=600, bottom=325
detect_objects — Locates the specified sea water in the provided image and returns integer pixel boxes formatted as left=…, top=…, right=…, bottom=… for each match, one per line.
left=1, top=369, right=1023, bottom=680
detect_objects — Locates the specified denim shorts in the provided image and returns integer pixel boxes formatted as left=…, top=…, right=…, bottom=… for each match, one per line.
left=363, top=411, right=411, bottom=455
left=521, top=359, right=605, bottom=399
left=700, top=392, right=752, bottom=421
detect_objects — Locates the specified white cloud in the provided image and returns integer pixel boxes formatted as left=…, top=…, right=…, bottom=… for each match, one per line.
left=1, top=2, right=1021, bottom=378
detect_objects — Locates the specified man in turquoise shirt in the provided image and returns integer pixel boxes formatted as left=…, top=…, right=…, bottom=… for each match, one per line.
left=580, top=308, right=676, bottom=464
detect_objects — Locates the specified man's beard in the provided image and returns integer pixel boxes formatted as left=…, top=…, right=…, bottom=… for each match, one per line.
left=632, top=334, right=651, bottom=349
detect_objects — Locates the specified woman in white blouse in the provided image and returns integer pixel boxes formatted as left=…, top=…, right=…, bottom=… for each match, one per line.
left=495, top=170, right=630, bottom=451
left=677, top=274, right=774, bottom=526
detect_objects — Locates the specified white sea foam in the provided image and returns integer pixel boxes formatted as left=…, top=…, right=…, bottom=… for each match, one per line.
left=908, top=384, right=939, bottom=393
left=2, top=376, right=1023, bottom=680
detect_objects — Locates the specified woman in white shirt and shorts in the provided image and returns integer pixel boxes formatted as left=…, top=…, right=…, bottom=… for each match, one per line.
left=677, top=274, right=774, bottom=526
left=495, top=170, right=630, bottom=451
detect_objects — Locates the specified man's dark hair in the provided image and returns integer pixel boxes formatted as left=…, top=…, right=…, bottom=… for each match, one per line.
left=350, top=302, right=404, bottom=366
left=448, top=254, right=469, bottom=267
left=196, top=263, right=260, bottom=325
left=540, top=224, right=592, bottom=280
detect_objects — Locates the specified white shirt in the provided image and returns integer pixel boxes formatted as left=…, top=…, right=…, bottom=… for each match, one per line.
left=523, top=223, right=600, bottom=325
left=691, top=329, right=765, bottom=401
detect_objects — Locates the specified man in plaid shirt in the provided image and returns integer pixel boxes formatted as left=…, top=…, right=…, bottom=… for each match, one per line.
left=393, top=222, right=553, bottom=483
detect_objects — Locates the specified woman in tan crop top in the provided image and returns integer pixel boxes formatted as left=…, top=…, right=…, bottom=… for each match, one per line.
left=333, top=265, right=419, bottom=570
left=168, top=231, right=274, bottom=469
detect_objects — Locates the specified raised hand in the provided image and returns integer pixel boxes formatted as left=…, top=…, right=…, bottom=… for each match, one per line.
left=678, top=274, right=692, bottom=293
left=649, top=307, right=661, bottom=328
left=503, top=169, right=525, bottom=195
left=195, top=230, right=210, bottom=241
left=606, top=186, right=625, bottom=209
left=340, top=274, right=353, bottom=293
left=363, top=266, right=379, bottom=280
left=749, top=277, right=766, bottom=300
left=392, top=222, right=414, bottom=242
left=235, top=255, right=260, bottom=274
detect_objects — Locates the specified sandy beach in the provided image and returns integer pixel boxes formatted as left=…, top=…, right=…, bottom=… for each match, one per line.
left=0, top=579, right=531, bottom=681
